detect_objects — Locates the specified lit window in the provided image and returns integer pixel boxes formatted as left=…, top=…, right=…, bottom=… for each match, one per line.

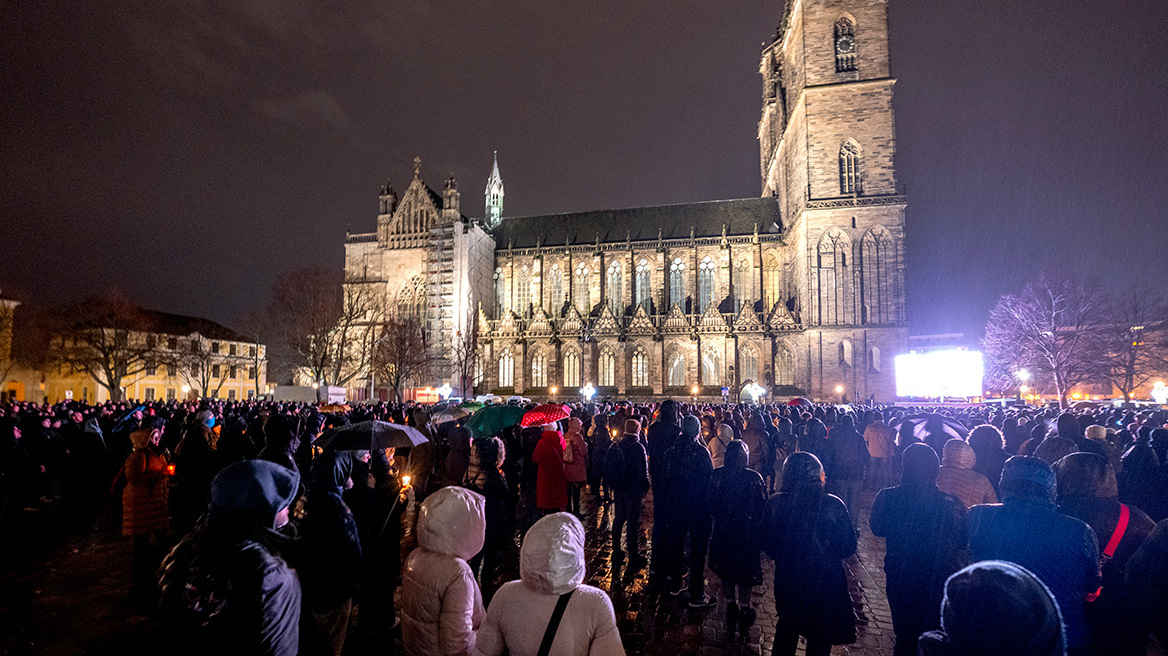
left=494, top=267, right=505, bottom=318
left=734, top=257, right=753, bottom=312
left=548, top=263, right=563, bottom=313
left=598, top=350, right=616, bottom=387
left=498, top=350, right=514, bottom=387
left=669, top=258, right=686, bottom=308
left=840, top=140, right=861, bottom=194
left=516, top=266, right=531, bottom=318
left=741, top=349, right=759, bottom=384
left=631, top=348, right=649, bottom=387
left=667, top=353, right=685, bottom=387
left=635, top=259, right=651, bottom=311
left=574, top=263, right=591, bottom=313
left=834, top=16, right=856, bottom=72
left=698, top=256, right=716, bottom=312
left=531, top=353, right=548, bottom=388
left=563, top=350, right=581, bottom=387
left=606, top=262, right=623, bottom=316
left=702, top=349, right=721, bottom=386
left=762, top=253, right=782, bottom=312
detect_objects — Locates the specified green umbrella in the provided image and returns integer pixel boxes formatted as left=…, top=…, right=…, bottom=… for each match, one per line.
left=466, top=405, right=527, bottom=437
left=460, top=401, right=485, bottom=411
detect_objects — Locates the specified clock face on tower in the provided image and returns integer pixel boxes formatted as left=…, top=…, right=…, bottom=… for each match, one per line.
left=836, top=35, right=855, bottom=54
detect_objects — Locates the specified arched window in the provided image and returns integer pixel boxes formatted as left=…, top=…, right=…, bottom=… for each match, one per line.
left=775, top=345, right=794, bottom=386
left=698, top=256, right=716, bottom=312
left=630, top=347, right=649, bottom=387
left=839, top=140, right=861, bottom=195
left=734, top=257, right=753, bottom=312
left=740, top=348, right=759, bottom=384
left=635, top=259, right=651, bottom=311
left=563, top=349, right=581, bottom=387
left=860, top=226, right=896, bottom=325
left=574, top=263, right=590, bottom=313
left=839, top=339, right=853, bottom=367
left=606, top=261, right=623, bottom=316
left=701, top=348, right=721, bottom=386
left=598, top=350, right=616, bottom=387
left=817, top=228, right=850, bottom=325
left=548, top=263, right=563, bottom=315
left=531, top=352, right=547, bottom=388
left=667, top=352, right=686, bottom=387
left=762, top=253, right=782, bottom=312
left=669, top=258, right=686, bottom=308
left=473, top=355, right=484, bottom=386
left=516, top=266, right=531, bottom=318
left=493, top=267, right=506, bottom=318
left=396, top=276, right=424, bottom=321
left=834, top=16, right=856, bottom=72
left=498, top=350, right=514, bottom=387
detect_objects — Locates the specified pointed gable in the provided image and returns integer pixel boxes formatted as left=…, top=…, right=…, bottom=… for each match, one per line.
left=594, top=305, right=620, bottom=336
left=661, top=304, right=691, bottom=334
left=733, top=303, right=764, bottom=333
left=528, top=306, right=553, bottom=336
left=627, top=305, right=657, bottom=336
left=478, top=307, right=492, bottom=337
left=560, top=305, right=583, bottom=335
left=767, top=303, right=800, bottom=331
left=697, top=303, right=729, bottom=333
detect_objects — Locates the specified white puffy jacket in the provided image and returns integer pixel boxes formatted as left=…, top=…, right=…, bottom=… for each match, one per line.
left=402, top=486, right=487, bottom=656
left=475, top=513, right=625, bottom=656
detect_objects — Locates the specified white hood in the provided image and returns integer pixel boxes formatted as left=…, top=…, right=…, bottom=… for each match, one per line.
left=417, top=485, right=486, bottom=561
left=520, top=513, right=586, bottom=595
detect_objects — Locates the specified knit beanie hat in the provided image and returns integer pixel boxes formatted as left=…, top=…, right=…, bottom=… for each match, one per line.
left=681, top=415, right=701, bottom=439
left=1000, top=455, right=1057, bottom=506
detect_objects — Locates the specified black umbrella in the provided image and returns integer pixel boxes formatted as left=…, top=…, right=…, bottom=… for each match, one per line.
left=313, top=420, right=429, bottom=451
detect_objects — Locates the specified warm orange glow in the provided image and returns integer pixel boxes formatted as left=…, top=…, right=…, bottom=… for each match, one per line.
left=166, top=464, right=176, bottom=476
left=402, top=475, right=411, bottom=487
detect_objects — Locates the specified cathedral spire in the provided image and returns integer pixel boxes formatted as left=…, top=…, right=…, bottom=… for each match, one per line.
left=484, top=150, right=504, bottom=229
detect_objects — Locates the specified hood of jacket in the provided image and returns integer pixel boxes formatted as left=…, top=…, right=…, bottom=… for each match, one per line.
left=210, top=460, right=300, bottom=528
left=130, top=428, right=155, bottom=450
left=417, top=486, right=485, bottom=561
left=520, top=512, right=586, bottom=595
left=942, top=438, right=977, bottom=470
left=311, top=450, right=354, bottom=493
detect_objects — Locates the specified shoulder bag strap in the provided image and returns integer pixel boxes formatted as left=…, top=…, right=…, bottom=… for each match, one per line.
left=536, top=590, right=574, bottom=656
left=1102, top=503, right=1130, bottom=562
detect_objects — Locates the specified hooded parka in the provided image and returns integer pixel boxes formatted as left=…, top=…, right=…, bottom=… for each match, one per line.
left=475, top=513, right=625, bottom=656
left=402, top=486, right=487, bottom=656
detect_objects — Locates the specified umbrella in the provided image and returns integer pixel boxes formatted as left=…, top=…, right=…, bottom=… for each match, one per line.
left=460, top=401, right=485, bottom=411
left=313, top=420, right=429, bottom=451
left=466, top=405, right=527, bottom=438
left=320, top=403, right=351, bottom=413
left=521, top=403, right=571, bottom=427
left=894, top=414, right=969, bottom=441
left=1071, top=401, right=1098, bottom=410
left=433, top=406, right=472, bottom=425
left=787, top=397, right=813, bottom=407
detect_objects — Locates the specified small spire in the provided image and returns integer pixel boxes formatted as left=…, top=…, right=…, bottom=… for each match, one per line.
left=413, top=156, right=422, bottom=178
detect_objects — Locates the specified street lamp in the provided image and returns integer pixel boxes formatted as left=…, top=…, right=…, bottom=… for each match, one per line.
left=550, top=386, right=558, bottom=402
left=581, top=383, right=596, bottom=402
left=181, top=384, right=191, bottom=400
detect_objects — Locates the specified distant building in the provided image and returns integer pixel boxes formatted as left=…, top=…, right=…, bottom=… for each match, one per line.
left=1, top=300, right=268, bottom=404
left=345, top=0, right=908, bottom=401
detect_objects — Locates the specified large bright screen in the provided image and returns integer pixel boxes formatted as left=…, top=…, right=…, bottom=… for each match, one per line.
left=895, top=350, right=984, bottom=398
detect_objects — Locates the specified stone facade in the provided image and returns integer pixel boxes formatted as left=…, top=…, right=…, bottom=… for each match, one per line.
left=344, top=0, right=907, bottom=402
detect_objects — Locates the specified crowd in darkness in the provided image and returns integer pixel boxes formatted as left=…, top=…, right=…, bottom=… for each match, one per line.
left=2, top=397, right=1168, bottom=656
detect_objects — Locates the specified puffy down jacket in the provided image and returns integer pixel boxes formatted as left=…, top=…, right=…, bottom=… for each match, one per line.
left=402, top=486, right=487, bottom=656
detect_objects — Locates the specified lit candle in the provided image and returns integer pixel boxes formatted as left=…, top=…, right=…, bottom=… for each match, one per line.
left=402, top=475, right=412, bottom=487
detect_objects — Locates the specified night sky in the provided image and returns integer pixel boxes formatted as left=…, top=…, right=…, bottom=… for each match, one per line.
left=2, top=1, right=1166, bottom=339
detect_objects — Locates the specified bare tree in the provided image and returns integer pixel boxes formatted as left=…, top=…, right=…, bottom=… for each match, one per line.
left=983, top=278, right=1110, bottom=408
left=265, top=266, right=381, bottom=388
left=169, top=336, right=250, bottom=399
left=373, top=311, right=430, bottom=403
left=51, top=293, right=163, bottom=402
left=449, top=311, right=481, bottom=399
left=1103, top=283, right=1168, bottom=402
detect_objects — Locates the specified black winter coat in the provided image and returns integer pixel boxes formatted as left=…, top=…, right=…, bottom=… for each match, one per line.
left=707, top=465, right=765, bottom=585
left=646, top=421, right=681, bottom=488
left=822, top=428, right=869, bottom=482
left=300, top=488, right=365, bottom=608
left=762, top=490, right=857, bottom=645
left=159, top=518, right=301, bottom=656
left=660, top=437, right=714, bottom=520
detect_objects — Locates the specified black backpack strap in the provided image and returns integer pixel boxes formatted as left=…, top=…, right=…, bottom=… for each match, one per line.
left=536, top=590, right=574, bottom=656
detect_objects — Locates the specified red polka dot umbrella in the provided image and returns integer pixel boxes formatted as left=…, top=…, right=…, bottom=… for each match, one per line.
left=787, top=397, right=813, bottom=407
left=521, top=403, right=571, bottom=427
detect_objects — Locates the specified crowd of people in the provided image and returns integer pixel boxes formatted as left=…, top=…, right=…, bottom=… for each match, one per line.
left=1, top=396, right=1167, bottom=656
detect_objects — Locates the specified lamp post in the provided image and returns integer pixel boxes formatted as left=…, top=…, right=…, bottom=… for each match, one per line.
left=1016, top=369, right=1031, bottom=401
left=550, top=386, right=558, bottom=403
left=691, top=384, right=700, bottom=404
left=581, top=383, right=595, bottom=404
left=181, top=384, right=191, bottom=401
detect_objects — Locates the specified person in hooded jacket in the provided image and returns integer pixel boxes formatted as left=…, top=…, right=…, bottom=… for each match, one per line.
left=533, top=428, right=568, bottom=514
left=122, top=427, right=171, bottom=588
left=475, top=513, right=625, bottom=656
left=401, top=486, right=487, bottom=656
left=968, top=456, right=1100, bottom=655
left=645, top=400, right=681, bottom=582
left=300, top=451, right=365, bottom=656
left=658, top=414, right=716, bottom=606
left=361, top=447, right=410, bottom=651
left=708, top=423, right=734, bottom=469
left=563, top=419, right=588, bottom=516
left=869, top=444, right=968, bottom=656
left=258, top=414, right=301, bottom=475
left=917, top=560, right=1066, bottom=656
left=1054, top=453, right=1156, bottom=656
left=762, top=452, right=857, bottom=656
left=445, top=427, right=473, bottom=485
left=707, top=440, right=765, bottom=639
left=465, top=437, right=511, bottom=594
left=968, top=425, right=1009, bottom=493
left=821, top=413, right=869, bottom=513
left=1117, top=443, right=1168, bottom=521
left=935, top=438, right=997, bottom=508
left=610, top=419, right=649, bottom=567
left=158, top=460, right=301, bottom=656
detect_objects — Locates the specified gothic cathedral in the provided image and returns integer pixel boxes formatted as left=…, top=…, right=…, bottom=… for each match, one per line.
left=343, top=0, right=907, bottom=402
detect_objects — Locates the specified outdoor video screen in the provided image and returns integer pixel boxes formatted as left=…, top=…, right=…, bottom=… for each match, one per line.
left=894, top=350, right=984, bottom=398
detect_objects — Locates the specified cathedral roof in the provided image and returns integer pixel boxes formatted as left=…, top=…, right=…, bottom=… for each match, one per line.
left=491, top=197, right=782, bottom=249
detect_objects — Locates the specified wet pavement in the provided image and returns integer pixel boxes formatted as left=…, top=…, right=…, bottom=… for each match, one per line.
left=0, top=487, right=895, bottom=656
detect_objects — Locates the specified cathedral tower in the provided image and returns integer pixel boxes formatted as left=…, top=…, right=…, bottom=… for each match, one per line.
left=484, top=151, right=504, bottom=228
left=759, top=0, right=907, bottom=400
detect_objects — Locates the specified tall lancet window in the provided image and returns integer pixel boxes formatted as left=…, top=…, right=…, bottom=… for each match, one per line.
left=574, top=263, right=591, bottom=313
left=839, top=140, right=861, bottom=195
left=669, top=258, right=686, bottom=308
left=606, top=261, right=623, bottom=316
left=635, top=259, right=651, bottom=311
left=698, top=256, right=716, bottom=313
left=835, top=17, right=857, bottom=72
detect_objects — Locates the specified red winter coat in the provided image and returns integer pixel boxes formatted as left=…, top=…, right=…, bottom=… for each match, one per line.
left=532, top=431, right=568, bottom=511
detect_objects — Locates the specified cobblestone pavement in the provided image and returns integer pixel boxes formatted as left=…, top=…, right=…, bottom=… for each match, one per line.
left=0, top=486, right=895, bottom=656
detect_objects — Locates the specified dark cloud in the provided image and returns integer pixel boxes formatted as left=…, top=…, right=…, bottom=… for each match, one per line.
left=254, top=91, right=348, bottom=131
